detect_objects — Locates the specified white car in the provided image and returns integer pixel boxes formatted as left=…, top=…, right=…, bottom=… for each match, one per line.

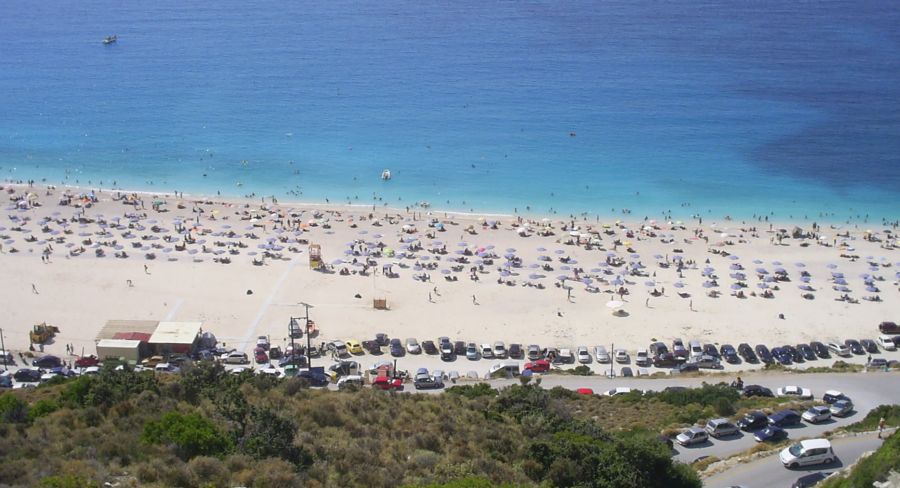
left=594, top=345, right=610, bottom=363
left=405, top=338, right=421, bottom=354
left=614, top=349, right=629, bottom=364
left=480, top=343, right=494, bottom=359
left=802, top=406, right=832, bottom=424
left=493, top=341, right=507, bottom=359
left=635, top=349, right=650, bottom=366
left=776, top=385, right=813, bottom=399
left=154, top=363, right=181, bottom=374
left=557, top=348, right=574, bottom=363
left=877, top=335, right=897, bottom=351
left=576, top=346, right=591, bottom=364
left=827, top=342, right=851, bottom=357
left=780, top=439, right=834, bottom=469
left=81, top=366, right=101, bottom=376
left=222, top=351, right=249, bottom=364
left=257, top=365, right=281, bottom=377
left=689, top=340, right=703, bottom=359
left=604, top=387, right=634, bottom=397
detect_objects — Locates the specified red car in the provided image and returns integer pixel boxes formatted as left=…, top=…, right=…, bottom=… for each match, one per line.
left=524, top=359, right=550, bottom=373
left=372, top=376, right=403, bottom=390
left=254, top=347, right=269, bottom=364
left=74, top=355, right=100, bottom=368
left=576, top=388, right=594, bottom=395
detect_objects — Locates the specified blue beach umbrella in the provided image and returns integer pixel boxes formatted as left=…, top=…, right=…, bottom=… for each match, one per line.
left=674, top=282, right=685, bottom=288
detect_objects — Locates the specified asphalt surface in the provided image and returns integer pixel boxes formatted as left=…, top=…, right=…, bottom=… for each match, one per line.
left=704, top=430, right=892, bottom=488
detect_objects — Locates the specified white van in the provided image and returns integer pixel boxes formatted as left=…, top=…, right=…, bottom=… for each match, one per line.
left=779, top=439, right=834, bottom=469
left=336, top=375, right=364, bottom=390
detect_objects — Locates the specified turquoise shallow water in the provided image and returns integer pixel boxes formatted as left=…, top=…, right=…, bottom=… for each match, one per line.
left=1, top=0, right=898, bottom=221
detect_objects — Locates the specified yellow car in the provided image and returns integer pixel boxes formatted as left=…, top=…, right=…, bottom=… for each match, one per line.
left=346, top=339, right=364, bottom=355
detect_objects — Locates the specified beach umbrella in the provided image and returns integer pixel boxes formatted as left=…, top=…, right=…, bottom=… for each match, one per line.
left=826, top=263, right=838, bottom=269
left=801, top=276, right=811, bottom=283
left=568, top=259, right=578, bottom=264
left=582, top=277, right=593, bottom=284
left=729, top=263, right=742, bottom=270
left=457, top=242, right=468, bottom=247
left=764, top=276, right=776, bottom=282
left=834, top=278, right=848, bottom=285
left=188, top=249, right=198, bottom=255
left=702, top=281, right=715, bottom=288
left=772, top=261, right=782, bottom=266
left=529, top=273, right=543, bottom=280
left=529, top=263, right=540, bottom=269
left=331, top=259, right=343, bottom=265
left=555, top=250, right=565, bottom=255
left=611, top=277, right=624, bottom=286
left=753, top=259, right=763, bottom=264
left=606, top=252, right=617, bottom=257
left=837, top=285, right=851, bottom=292
left=674, top=282, right=685, bottom=288
left=373, top=233, right=383, bottom=239
left=654, top=254, right=664, bottom=259
left=730, top=283, right=743, bottom=290
left=556, top=275, right=568, bottom=281
left=605, top=300, right=624, bottom=309
left=248, top=251, right=258, bottom=256
left=590, top=267, right=602, bottom=273
left=486, top=244, right=495, bottom=250
left=755, top=267, right=768, bottom=274
left=560, top=265, right=571, bottom=271
left=644, top=281, right=656, bottom=287
left=441, top=269, right=451, bottom=275
left=729, top=255, right=739, bottom=260
left=500, top=270, right=511, bottom=277
left=757, top=283, right=768, bottom=289
left=506, top=248, right=516, bottom=253
left=866, top=285, right=879, bottom=292
left=536, top=247, right=547, bottom=252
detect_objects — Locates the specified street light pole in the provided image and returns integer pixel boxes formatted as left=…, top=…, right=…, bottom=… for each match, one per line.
left=299, top=302, right=314, bottom=369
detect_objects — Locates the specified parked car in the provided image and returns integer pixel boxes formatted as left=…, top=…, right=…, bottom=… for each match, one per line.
left=672, top=339, right=688, bottom=360
left=771, top=347, right=792, bottom=365
left=508, top=343, right=523, bottom=359
left=871, top=358, right=889, bottom=368
left=480, top=343, right=494, bottom=359
left=523, top=359, right=550, bottom=373
left=739, top=410, right=769, bottom=431
left=675, top=427, right=708, bottom=446
left=154, top=363, right=181, bottom=374
left=389, top=338, right=404, bottom=357
left=556, top=348, right=574, bottom=364
left=689, top=340, right=703, bottom=359
left=769, top=409, right=802, bottom=427
left=344, top=339, right=362, bottom=355
left=705, top=418, right=740, bottom=438
left=791, top=472, right=830, bottom=488
left=372, top=375, right=403, bottom=390
left=594, top=345, right=610, bottom=363
left=703, top=343, right=720, bottom=359
left=797, top=344, right=816, bottom=361
left=649, top=342, right=669, bottom=357
left=859, top=339, right=878, bottom=354
left=738, top=343, right=758, bottom=363
left=879, top=321, right=900, bottom=334
left=413, top=368, right=442, bottom=389
left=254, top=349, right=269, bottom=364
left=830, top=399, right=854, bottom=417
left=222, top=351, right=249, bottom=364
left=779, top=439, right=834, bottom=469
left=693, top=354, right=721, bottom=369
left=877, top=335, right=896, bottom=351
left=375, top=333, right=390, bottom=346
left=802, top=406, right=832, bottom=424
left=466, top=343, right=479, bottom=360
left=604, top=387, right=636, bottom=397
left=742, top=385, right=774, bottom=398
left=74, top=355, right=100, bottom=368
left=527, top=344, right=542, bottom=360
left=32, top=355, right=62, bottom=369
left=720, top=344, right=739, bottom=364
left=810, top=341, right=830, bottom=359
left=755, top=344, right=774, bottom=364
left=362, top=340, right=381, bottom=355
left=14, top=369, right=42, bottom=383
left=297, top=369, right=329, bottom=387
left=673, top=362, right=699, bottom=374
left=635, top=348, right=650, bottom=366
left=614, top=349, right=629, bottom=363
left=576, top=346, right=591, bottom=364
left=776, top=385, right=813, bottom=399
left=754, top=425, right=788, bottom=443
left=827, top=342, right=851, bottom=357
left=621, top=366, right=633, bottom=377
left=405, top=338, right=421, bottom=354
left=493, top=341, right=507, bottom=359
left=454, top=341, right=466, bottom=356
left=844, top=339, right=864, bottom=355
left=337, top=375, right=364, bottom=390
left=439, top=339, right=453, bottom=361
left=822, top=390, right=846, bottom=404
left=782, top=345, right=803, bottom=363
left=653, top=353, right=679, bottom=368
left=422, top=340, right=438, bottom=355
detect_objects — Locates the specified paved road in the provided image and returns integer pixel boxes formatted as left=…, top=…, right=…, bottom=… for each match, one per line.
left=484, top=371, right=900, bottom=464
left=704, top=431, right=891, bottom=488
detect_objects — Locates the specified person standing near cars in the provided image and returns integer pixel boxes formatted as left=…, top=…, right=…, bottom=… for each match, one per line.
left=878, top=417, right=886, bottom=439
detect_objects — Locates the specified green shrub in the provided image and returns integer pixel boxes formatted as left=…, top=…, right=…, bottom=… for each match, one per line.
left=844, top=404, right=900, bottom=433
left=38, top=474, right=100, bottom=488
left=0, top=394, right=28, bottom=423
left=27, top=398, right=59, bottom=422
left=820, top=431, right=899, bottom=488
left=142, top=411, right=232, bottom=460
left=446, top=383, right=497, bottom=399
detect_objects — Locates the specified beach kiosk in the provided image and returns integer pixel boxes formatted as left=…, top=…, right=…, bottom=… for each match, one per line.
left=309, top=243, right=322, bottom=269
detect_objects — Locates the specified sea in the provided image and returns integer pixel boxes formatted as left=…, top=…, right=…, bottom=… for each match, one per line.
left=1, top=0, right=898, bottom=222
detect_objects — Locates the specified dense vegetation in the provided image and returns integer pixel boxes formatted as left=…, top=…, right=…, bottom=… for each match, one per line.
left=843, top=404, right=900, bottom=433
left=0, top=363, right=774, bottom=487
left=820, top=430, right=899, bottom=488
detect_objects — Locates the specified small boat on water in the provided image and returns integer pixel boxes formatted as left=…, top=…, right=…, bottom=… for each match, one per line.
left=103, top=35, right=117, bottom=45
left=381, top=169, right=391, bottom=181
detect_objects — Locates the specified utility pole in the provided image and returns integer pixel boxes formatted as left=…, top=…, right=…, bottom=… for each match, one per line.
left=0, top=328, right=6, bottom=371
left=299, top=301, right=314, bottom=369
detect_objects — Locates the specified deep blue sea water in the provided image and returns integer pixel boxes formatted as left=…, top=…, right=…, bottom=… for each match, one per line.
left=1, top=0, right=898, bottom=221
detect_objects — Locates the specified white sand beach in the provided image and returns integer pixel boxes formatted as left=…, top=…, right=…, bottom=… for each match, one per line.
left=0, top=183, right=897, bottom=368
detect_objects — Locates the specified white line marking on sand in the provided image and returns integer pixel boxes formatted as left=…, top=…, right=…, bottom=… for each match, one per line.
left=240, top=260, right=297, bottom=348
left=163, top=298, right=184, bottom=321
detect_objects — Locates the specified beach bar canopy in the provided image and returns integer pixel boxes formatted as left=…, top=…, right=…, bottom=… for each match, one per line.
left=148, top=321, right=202, bottom=355
left=97, top=319, right=160, bottom=341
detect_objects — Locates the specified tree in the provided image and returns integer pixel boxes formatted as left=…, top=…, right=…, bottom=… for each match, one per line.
left=142, top=412, right=232, bottom=460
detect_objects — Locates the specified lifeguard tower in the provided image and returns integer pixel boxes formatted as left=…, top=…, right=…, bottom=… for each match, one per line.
left=309, top=244, right=322, bottom=269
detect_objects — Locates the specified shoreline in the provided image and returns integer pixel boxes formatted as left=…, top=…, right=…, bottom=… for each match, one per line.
left=4, top=179, right=892, bottom=230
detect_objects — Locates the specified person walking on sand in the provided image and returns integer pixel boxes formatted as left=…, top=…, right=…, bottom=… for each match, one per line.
left=31, top=283, right=38, bottom=294
left=878, top=417, right=885, bottom=439
left=428, top=292, right=433, bottom=303
left=472, top=295, right=478, bottom=305
left=144, top=264, right=150, bottom=274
